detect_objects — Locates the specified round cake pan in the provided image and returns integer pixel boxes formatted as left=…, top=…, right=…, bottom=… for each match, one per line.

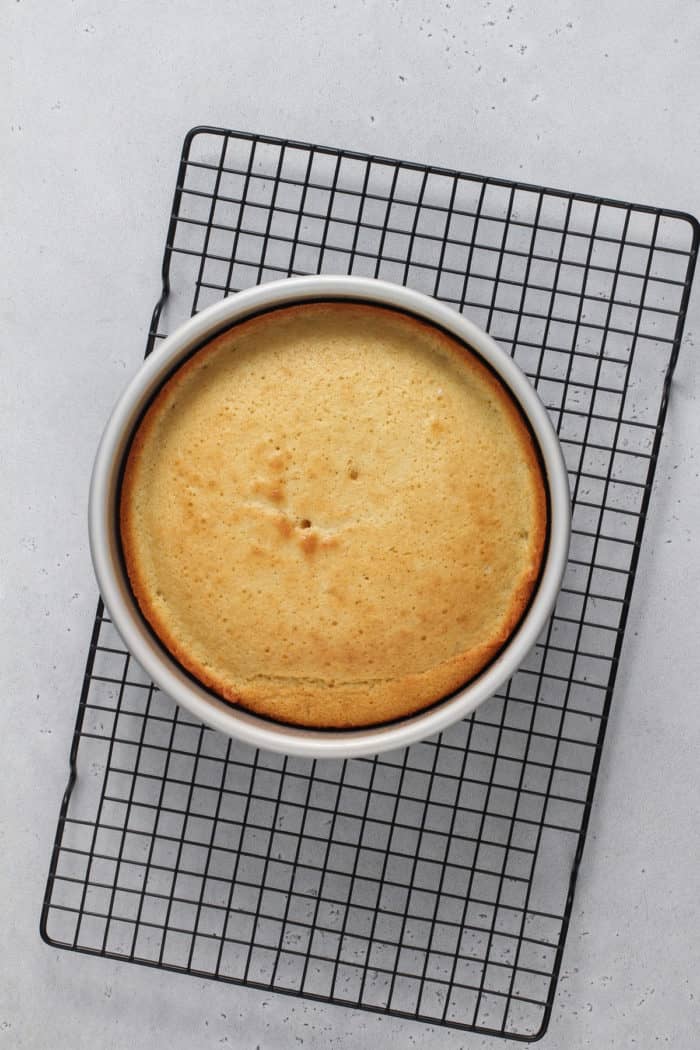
left=89, top=275, right=571, bottom=758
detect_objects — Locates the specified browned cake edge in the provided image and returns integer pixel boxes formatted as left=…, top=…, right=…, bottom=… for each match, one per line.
left=119, top=302, right=548, bottom=729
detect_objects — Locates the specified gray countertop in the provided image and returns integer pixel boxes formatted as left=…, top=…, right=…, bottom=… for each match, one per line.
left=4, top=2, right=699, bottom=1046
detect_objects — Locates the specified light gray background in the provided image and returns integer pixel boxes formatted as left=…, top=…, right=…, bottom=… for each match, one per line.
left=3, top=1, right=699, bottom=1046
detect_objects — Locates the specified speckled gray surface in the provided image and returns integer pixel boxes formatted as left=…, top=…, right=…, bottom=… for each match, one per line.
left=3, top=1, right=700, bottom=1046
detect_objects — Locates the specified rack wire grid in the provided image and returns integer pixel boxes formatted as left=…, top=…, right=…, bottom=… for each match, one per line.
left=42, top=126, right=698, bottom=1042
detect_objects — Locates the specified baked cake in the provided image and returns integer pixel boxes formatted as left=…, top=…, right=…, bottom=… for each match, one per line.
left=120, top=302, right=547, bottom=728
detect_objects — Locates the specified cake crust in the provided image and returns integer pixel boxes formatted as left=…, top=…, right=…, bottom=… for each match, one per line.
left=120, top=302, right=547, bottom=728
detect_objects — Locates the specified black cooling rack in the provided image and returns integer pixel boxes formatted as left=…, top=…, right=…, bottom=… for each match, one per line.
left=41, top=126, right=698, bottom=1042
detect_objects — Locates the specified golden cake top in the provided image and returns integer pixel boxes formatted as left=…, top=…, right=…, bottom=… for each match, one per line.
left=120, top=301, right=547, bottom=728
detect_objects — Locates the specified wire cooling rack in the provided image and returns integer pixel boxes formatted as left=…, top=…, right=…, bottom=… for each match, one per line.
left=42, top=126, right=698, bottom=1041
